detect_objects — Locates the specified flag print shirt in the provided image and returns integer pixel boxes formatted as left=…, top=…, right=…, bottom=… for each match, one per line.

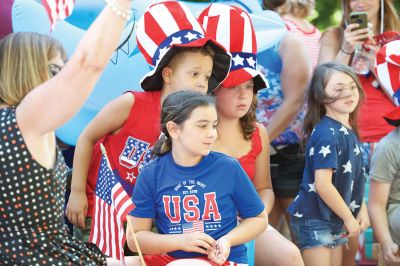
left=287, top=116, right=365, bottom=224
left=131, top=151, right=265, bottom=263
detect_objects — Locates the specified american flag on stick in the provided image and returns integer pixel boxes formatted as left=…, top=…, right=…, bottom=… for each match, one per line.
left=89, top=143, right=136, bottom=264
left=42, top=0, right=75, bottom=30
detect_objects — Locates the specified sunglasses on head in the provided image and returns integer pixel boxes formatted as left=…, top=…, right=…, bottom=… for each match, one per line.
left=48, top=63, right=62, bottom=77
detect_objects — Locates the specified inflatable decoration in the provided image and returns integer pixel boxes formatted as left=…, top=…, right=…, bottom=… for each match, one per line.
left=11, top=0, right=286, bottom=146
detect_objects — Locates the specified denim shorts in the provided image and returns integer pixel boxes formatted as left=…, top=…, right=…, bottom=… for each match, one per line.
left=290, top=216, right=348, bottom=251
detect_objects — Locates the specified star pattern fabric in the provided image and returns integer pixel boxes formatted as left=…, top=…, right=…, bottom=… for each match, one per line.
left=288, top=116, right=365, bottom=224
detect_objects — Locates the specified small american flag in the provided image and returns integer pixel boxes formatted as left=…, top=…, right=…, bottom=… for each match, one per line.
left=42, top=0, right=75, bottom=30
left=89, top=150, right=135, bottom=263
left=182, top=220, right=204, bottom=233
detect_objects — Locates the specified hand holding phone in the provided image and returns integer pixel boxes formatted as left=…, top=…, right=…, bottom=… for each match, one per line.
left=349, top=11, right=368, bottom=30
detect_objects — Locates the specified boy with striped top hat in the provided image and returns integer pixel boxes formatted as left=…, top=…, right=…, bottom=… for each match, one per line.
left=66, top=0, right=230, bottom=242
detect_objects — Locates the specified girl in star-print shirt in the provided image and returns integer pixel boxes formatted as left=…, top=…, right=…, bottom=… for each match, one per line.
left=287, top=62, right=370, bottom=265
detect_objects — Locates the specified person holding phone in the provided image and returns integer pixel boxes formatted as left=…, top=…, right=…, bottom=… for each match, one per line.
left=318, top=1, right=400, bottom=265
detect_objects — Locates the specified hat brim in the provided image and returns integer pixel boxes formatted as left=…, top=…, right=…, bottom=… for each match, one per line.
left=140, top=38, right=230, bottom=93
left=383, top=107, right=400, bottom=127
left=221, top=68, right=267, bottom=92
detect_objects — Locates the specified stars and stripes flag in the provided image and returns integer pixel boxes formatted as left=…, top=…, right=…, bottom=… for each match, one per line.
left=182, top=220, right=204, bottom=234
left=41, top=0, right=75, bottom=30
left=89, top=144, right=135, bottom=263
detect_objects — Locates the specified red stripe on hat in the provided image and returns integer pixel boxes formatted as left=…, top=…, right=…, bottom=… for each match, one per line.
left=376, top=45, right=387, bottom=65
left=137, top=41, right=153, bottom=65
left=230, top=8, right=245, bottom=53
left=165, top=1, right=193, bottom=31
left=202, top=15, right=219, bottom=40
left=387, top=62, right=400, bottom=90
left=144, top=12, right=167, bottom=46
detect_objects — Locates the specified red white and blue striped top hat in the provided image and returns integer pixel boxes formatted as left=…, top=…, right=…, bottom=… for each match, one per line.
left=136, top=1, right=231, bottom=93
left=198, top=3, right=267, bottom=92
left=375, top=40, right=400, bottom=107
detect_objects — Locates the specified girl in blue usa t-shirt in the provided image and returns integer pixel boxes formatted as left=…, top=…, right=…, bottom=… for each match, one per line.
left=127, top=91, right=267, bottom=265
left=287, top=62, right=370, bottom=265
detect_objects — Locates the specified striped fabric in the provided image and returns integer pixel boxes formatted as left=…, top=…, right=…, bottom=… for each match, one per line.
left=41, top=0, right=74, bottom=30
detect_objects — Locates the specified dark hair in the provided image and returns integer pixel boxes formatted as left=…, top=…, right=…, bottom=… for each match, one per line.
left=240, top=94, right=257, bottom=140
left=263, top=0, right=287, bottom=10
left=152, top=90, right=216, bottom=157
left=302, top=62, right=364, bottom=146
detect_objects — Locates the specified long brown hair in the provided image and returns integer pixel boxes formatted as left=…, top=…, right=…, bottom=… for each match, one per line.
left=303, top=62, right=364, bottom=145
left=0, top=32, right=67, bottom=106
left=240, top=94, right=257, bottom=140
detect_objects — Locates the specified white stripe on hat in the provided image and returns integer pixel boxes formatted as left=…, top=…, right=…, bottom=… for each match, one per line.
left=180, top=3, right=204, bottom=34
left=376, top=62, right=394, bottom=95
left=137, top=16, right=158, bottom=60
left=149, top=4, right=180, bottom=37
left=208, top=4, right=232, bottom=51
left=386, top=42, right=400, bottom=65
left=241, top=12, right=253, bottom=53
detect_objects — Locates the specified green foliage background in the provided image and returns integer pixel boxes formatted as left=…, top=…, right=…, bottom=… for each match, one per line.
left=182, top=0, right=400, bottom=31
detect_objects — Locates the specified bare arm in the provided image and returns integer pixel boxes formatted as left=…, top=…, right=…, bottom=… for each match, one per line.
left=318, top=25, right=371, bottom=65
left=253, top=123, right=274, bottom=214
left=126, top=216, right=216, bottom=255
left=368, top=180, right=399, bottom=264
left=66, top=93, right=134, bottom=228
left=16, top=0, right=132, bottom=135
left=315, top=168, right=360, bottom=237
left=267, top=34, right=309, bottom=141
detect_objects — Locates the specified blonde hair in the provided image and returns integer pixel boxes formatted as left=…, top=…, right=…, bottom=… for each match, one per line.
left=0, top=32, right=67, bottom=106
left=340, top=0, right=400, bottom=33
left=278, top=0, right=314, bottom=18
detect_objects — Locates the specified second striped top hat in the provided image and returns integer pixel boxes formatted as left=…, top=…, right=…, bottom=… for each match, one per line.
left=198, top=3, right=267, bottom=92
left=136, top=1, right=231, bottom=93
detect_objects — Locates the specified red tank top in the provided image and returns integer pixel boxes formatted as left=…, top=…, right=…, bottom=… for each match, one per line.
left=238, top=126, right=262, bottom=182
left=86, top=91, right=161, bottom=217
left=358, top=74, right=396, bottom=143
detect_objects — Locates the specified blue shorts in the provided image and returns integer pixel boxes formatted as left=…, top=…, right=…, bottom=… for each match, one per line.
left=290, top=216, right=348, bottom=251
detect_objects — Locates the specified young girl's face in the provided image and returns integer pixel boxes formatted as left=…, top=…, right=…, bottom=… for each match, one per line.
left=324, top=71, right=360, bottom=117
left=173, top=105, right=218, bottom=157
left=214, top=79, right=254, bottom=120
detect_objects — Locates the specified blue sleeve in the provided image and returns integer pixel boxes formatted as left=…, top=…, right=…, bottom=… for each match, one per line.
left=233, top=162, right=265, bottom=218
left=311, top=128, right=338, bottom=171
left=129, top=165, right=156, bottom=218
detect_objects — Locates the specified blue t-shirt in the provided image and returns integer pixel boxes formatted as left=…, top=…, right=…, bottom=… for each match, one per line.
left=288, top=116, right=365, bottom=223
left=130, top=151, right=264, bottom=263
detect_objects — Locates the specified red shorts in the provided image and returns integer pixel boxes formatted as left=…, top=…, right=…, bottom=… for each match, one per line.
left=143, top=254, right=246, bottom=266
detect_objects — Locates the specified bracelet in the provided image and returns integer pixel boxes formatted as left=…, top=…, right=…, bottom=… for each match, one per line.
left=105, top=0, right=132, bottom=21
left=340, top=47, right=353, bottom=55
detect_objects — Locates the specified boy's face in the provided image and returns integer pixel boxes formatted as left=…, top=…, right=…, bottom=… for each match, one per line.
left=165, top=51, right=213, bottom=94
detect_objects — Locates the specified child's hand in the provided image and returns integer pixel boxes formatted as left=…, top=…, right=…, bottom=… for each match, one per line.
left=382, top=241, right=400, bottom=265
left=179, top=232, right=216, bottom=255
left=344, top=217, right=361, bottom=238
left=356, top=203, right=370, bottom=232
left=65, top=190, right=88, bottom=229
left=208, top=237, right=231, bottom=265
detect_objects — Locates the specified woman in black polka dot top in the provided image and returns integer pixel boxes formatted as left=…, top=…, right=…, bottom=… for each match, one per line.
left=0, top=0, right=133, bottom=265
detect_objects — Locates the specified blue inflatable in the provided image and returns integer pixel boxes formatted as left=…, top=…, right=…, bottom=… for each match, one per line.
left=11, top=0, right=286, bottom=146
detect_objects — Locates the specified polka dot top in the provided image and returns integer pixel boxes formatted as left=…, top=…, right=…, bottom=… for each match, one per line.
left=0, top=107, right=106, bottom=265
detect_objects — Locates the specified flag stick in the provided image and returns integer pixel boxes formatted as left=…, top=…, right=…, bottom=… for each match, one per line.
left=100, top=143, right=146, bottom=266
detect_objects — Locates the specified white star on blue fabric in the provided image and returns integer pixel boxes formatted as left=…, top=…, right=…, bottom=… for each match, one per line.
left=330, top=128, right=335, bottom=135
left=308, top=183, right=316, bottom=193
left=157, top=46, right=169, bottom=64
left=319, top=145, right=331, bottom=158
left=294, top=211, right=303, bottom=218
left=342, top=160, right=352, bottom=173
left=170, top=36, right=182, bottom=45
left=354, top=145, right=360, bottom=156
left=339, top=126, right=349, bottom=135
left=349, top=200, right=360, bottom=212
left=126, top=172, right=136, bottom=183
left=309, top=147, right=314, bottom=157
left=246, top=56, right=256, bottom=68
left=232, top=54, right=244, bottom=66
left=184, top=32, right=198, bottom=41
left=350, top=180, right=354, bottom=192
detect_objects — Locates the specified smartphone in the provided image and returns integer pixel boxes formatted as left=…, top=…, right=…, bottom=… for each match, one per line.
left=349, top=11, right=368, bottom=30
